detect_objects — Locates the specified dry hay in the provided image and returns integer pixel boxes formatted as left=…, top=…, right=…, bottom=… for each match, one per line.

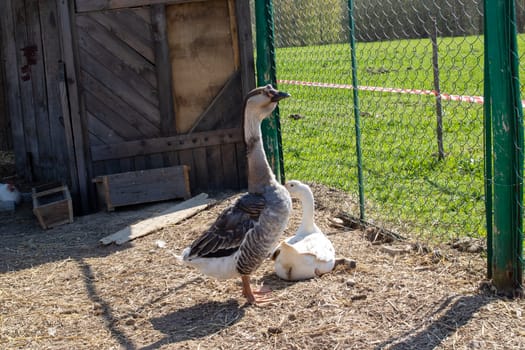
left=1, top=184, right=524, bottom=350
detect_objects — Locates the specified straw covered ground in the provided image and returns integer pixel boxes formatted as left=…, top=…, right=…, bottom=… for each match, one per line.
left=1, top=180, right=525, bottom=349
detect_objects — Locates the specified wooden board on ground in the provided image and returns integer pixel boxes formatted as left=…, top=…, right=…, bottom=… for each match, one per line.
left=99, top=192, right=215, bottom=245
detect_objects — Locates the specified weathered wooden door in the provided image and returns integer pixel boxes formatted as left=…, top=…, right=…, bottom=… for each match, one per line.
left=75, top=6, right=163, bottom=171
left=71, top=0, right=254, bottom=205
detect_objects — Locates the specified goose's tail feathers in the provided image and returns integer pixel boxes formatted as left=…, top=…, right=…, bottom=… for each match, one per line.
left=171, top=247, right=190, bottom=263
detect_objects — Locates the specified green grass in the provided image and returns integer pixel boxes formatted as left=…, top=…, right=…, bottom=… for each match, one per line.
left=277, top=35, right=486, bottom=95
left=275, top=35, right=500, bottom=240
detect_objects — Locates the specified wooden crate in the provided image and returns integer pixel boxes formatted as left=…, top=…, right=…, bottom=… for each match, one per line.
left=32, top=183, right=74, bottom=229
left=93, top=165, right=191, bottom=211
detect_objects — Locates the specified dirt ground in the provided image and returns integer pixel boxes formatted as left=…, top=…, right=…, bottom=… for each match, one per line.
left=1, top=154, right=525, bottom=349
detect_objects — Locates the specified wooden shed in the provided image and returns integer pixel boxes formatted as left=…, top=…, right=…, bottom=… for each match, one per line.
left=0, top=0, right=255, bottom=213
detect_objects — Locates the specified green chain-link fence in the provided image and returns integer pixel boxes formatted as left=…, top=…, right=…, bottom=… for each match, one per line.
left=252, top=0, right=522, bottom=248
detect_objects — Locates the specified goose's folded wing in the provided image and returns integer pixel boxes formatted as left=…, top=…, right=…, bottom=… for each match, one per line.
left=187, top=193, right=266, bottom=258
left=290, top=233, right=335, bottom=262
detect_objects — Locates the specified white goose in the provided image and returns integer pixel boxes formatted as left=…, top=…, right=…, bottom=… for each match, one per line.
left=272, top=180, right=337, bottom=281
left=177, top=85, right=292, bottom=305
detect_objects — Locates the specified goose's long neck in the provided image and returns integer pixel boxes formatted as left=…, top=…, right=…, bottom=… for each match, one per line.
left=245, top=111, right=275, bottom=193
left=298, top=190, right=318, bottom=234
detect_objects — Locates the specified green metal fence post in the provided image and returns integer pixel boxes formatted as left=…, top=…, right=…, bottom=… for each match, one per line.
left=254, top=0, right=285, bottom=184
left=484, top=0, right=523, bottom=292
left=483, top=0, right=494, bottom=280
left=483, top=31, right=493, bottom=280
left=347, top=0, right=366, bottom=221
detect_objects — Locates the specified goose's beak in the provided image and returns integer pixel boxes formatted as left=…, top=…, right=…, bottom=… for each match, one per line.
left=271, top=91, right=291, bottom=102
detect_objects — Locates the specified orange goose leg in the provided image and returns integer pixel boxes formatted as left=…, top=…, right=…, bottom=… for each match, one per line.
left=241, top=275, right=273, bottom=305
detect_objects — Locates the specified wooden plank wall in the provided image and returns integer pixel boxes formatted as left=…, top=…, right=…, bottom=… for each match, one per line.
left=1, top=0, right=254, bottom=209
left=0, top=0, right=71, bottom=182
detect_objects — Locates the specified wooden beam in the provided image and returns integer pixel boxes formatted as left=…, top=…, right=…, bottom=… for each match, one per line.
left=90, top=127, right=243, bottom=161
left=0, top=0, right=26, bottom=176
left=235, top=0, right=256, bottom=96
left=13, top=0, right=40, bottom=180
left=206, top=146, right=223, bottom=190
left=75, top=0, right=208, bottom=13
left=192, top=147, right=208, bottom=191
left=0, top=56, right=9, bottom=150
left=58, top=63, right=80, bottom=198
left=227, top=0, right=240, bottom=71
left=151, top=4, right=176, bottom=136
left=27, top=0, right=53, bottom=180
left=221, top=143, right=238, bottom=189
left=40, top=0, right=71, bottom=183
left=58, top=0, right=91, bottom=213
left=99, top=192, right=215, bottom=245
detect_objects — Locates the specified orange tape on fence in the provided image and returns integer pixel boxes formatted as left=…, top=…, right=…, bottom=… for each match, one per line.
left=278, top=79, right=525, bottom=107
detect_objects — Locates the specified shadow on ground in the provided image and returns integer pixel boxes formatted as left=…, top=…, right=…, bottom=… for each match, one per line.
left=141, top=299, right=244, bottom=349
left=375, top=293, right=495, bottom=350
left=0, top=199, right=185, bottom=273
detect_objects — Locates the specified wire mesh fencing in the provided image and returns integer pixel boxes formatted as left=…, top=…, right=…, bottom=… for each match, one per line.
left=268, top=0, right=490, bottom=242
